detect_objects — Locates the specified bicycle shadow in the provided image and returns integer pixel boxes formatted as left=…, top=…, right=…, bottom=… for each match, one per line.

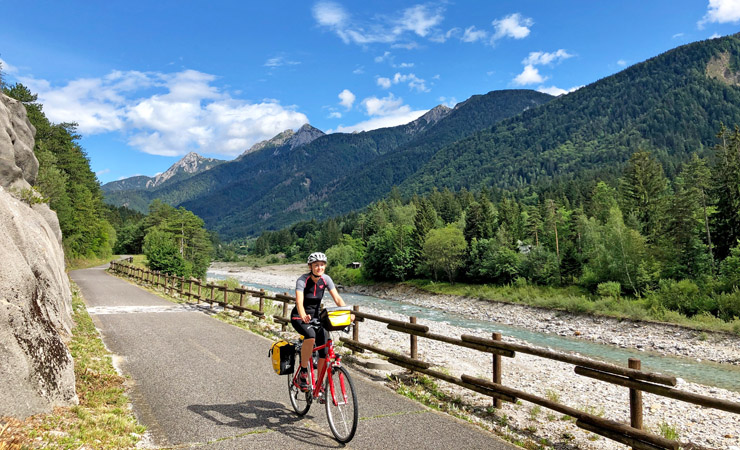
left=187, top=399, right=342, bottom=447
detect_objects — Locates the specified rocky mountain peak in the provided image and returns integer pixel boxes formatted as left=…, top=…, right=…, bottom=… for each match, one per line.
left=406, top=104, right=452, bottom=134
left=289, top=124, right=325, bottom=150
left=146, top=152, right=223, bottom=188
left=240, top=124, right=325, bottom=157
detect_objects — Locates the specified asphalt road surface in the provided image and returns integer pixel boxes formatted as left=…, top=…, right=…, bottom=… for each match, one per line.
left=70, top=264, right=517, bottom=449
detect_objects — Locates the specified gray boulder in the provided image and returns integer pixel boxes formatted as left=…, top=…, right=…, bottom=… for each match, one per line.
left=0, top=93, right=77, bottom=418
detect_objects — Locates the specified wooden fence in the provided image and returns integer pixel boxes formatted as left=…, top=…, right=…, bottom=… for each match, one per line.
left=108, top=261, right=740, bottom=450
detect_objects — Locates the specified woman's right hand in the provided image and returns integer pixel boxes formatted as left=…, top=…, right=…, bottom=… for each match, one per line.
left=301, top=314, right=311, bottom=323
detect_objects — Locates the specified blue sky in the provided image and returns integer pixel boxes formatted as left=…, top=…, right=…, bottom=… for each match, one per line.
left=1, top=1, right=739, bottom=184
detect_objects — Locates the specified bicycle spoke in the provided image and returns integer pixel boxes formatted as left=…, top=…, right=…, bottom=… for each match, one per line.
left=325, top=365, right=358, bottom=443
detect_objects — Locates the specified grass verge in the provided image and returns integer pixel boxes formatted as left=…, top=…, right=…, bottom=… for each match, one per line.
left=0, top=284, right=146, bottom=449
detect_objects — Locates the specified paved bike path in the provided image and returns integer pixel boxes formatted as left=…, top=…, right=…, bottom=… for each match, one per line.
left=71, top=265, right=517, bottom=449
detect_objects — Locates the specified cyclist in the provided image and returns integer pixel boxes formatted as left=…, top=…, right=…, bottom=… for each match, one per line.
left=290, top=252, right=348, bottom=390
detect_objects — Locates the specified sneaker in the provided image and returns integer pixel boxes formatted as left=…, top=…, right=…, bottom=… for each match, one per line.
left=296, top=370, right=309, bottom=391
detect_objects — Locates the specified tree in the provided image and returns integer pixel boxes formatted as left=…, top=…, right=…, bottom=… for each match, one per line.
left=618, top=151, right=668, bottom=242
left=422, top=225, right=467, bottom=282
left=712, top=125, right=740, bottom=260
left=581, top=207, right=647, bottom=295
left=143, top=229, right=186, bottom=276
left=362, top=225, right=414, bottom=281
left=141, top=201, right=212, bottom=278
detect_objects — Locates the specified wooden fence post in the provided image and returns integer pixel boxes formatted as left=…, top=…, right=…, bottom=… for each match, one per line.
left=352, top=305, right=360, bottom=354
left=282, top=292, right=289, bottom=332
left=259, top=289, right=265, bottom=314
left=410, top=316, right=418, bottom=359
left=197, top=280, right=202, bottom=304
left=629, top=358, right=643, bottom=431
left=493, top=332, right=502, bottom=409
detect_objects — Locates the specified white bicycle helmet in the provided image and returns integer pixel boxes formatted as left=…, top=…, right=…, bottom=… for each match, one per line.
left=307, top=252, right=328, bottom=264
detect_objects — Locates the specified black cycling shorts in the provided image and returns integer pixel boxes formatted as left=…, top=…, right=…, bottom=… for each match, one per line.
left=291, top=317, right=329, bottom=358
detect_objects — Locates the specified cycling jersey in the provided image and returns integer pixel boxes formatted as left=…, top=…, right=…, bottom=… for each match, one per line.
left=291, top=273, right=336, bottom=319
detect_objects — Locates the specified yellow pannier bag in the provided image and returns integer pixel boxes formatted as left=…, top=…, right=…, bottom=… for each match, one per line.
left=320, top=306, right=352, bottom=331
left=269, top=340, right=295, bottom=375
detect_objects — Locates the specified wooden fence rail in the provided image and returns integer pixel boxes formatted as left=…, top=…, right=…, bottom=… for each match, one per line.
left=108, top=261, right=739, bottom=449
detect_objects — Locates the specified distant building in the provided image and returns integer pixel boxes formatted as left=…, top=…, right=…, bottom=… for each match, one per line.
left=517, top=240, right=532, bottom=254
left=346, top=262, right=362, bottom=269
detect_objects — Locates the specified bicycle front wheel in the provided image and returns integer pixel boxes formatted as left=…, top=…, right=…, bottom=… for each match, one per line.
left=325, top=365, right=358, bottom=443
left=288, top=359, right=311, bottom=416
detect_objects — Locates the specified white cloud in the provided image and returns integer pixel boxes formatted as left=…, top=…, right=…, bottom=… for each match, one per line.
left=331, top=110, right=428, bottom=133
left=699, top=0, right=740, bottom=28
left=710, top=32, right=722, bottom=38
left=313, top=1, right=349, bottom=27
left=523, top=49, right=573, bottom=66
left=377, top=72, right=429, bottom=92
left=338, top=89, right=356, bottom=109
left=264, top=56, right=300, bottom=67
left=363, top=93, right=408, bottom=116
left=537, top=85, right=583, bottom=96
left=395, top=4, right=443, bottom=37
left=513, top=65, right=545, bottom=85
left=329, top=92, right=427, bottom=133
left=672, top=33, right=685, bottom=39
left=329, top=111, right=342, bottom=119
left=353, top=66, right=365, bottom=74
left=18, top=68, right=308, bottom=157
left=377, top=77, right=392, bottom=89
left=375, top=51, right=391, bottom=63
left=617, top=59, right=627, bottom=66
left=313, top=2, right=445, bottom=46
left=96, top=168, right=110, bottom=176
left=462, top=26, right=488, bottom=43
left=0, top=57, right=18, bottom=74
left=438, top=96, right=458, bottom=108
left=537, top=86, right=568, bottom=96
left=492, top=13, right=533, bottom=42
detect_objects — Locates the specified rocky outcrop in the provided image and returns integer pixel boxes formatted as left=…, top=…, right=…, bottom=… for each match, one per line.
left=0, top=94, right=38, bottom=191
left=239, top=123, right=325, bottom=157
left=0, top=93, right=77, bottom=419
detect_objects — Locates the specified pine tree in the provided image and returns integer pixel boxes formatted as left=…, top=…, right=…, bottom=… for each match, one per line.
left=618, top=151, right=668, bottom=242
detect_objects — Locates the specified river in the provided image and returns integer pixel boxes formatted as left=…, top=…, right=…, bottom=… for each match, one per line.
left=207, top=269, right=740, bottom=392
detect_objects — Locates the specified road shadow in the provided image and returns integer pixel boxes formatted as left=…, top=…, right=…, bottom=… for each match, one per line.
left=188, top=399, right=342, bottom=447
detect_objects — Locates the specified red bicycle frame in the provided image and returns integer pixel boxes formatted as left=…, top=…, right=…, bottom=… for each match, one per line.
left=302, top=337, right=348, bottom=406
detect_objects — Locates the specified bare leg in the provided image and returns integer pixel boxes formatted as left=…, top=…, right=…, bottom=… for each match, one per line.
left=301, top=338, right=315, bottom=369
left=317, top=357, right=327, bottom=381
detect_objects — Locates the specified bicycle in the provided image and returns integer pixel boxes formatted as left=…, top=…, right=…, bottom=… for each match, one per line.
left=287, top=318, right=358, bottom=443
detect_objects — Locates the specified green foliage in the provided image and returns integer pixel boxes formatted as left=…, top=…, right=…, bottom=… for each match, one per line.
left=467, top=238, right=520, bottom=284
left=720, top=241, right=740, bottom=290
left=363, top=225, right=414, bottom=281
left=519, top=246, right=561, bottom=285
left=596, top=282, right=621, bottom=298
left=143, top=229, right=186, bottom=276
left=141, top=201, right=212, bottom=278
left=423, top=225, right=467, bottom=282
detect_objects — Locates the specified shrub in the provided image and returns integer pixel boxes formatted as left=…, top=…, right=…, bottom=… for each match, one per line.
left=596, top=281, right=621, bottom=298
left=656, top=279, right=715, bottom=317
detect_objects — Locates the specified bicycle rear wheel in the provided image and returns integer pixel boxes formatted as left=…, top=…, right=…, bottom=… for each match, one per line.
left=288, top=358, right=312, bottom=415
left=325, top=365, right=358, bottom=443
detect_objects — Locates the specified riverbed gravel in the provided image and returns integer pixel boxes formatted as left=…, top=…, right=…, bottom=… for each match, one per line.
left=209, top=263, right=740, bottom=449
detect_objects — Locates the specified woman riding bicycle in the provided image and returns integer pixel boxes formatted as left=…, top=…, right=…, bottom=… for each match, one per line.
left=290, top=252, right=348, bottom=390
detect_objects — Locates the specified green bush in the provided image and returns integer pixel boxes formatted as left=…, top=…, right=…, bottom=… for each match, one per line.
left=655, top=279, right=716, bottom=317
left=596, top=281, right=621, bottom=298
left=715, top=290, right=740, bottom=322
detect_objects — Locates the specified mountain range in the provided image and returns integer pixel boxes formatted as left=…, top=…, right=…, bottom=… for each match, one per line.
left=103, top=33, right=740, bottom=240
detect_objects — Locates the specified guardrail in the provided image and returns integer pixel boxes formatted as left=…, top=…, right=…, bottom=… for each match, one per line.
left=108, top=261, right=740, bottom=449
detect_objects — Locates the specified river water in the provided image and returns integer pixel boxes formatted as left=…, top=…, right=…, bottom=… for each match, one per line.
left=208, top=271, right=740, bottom=392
